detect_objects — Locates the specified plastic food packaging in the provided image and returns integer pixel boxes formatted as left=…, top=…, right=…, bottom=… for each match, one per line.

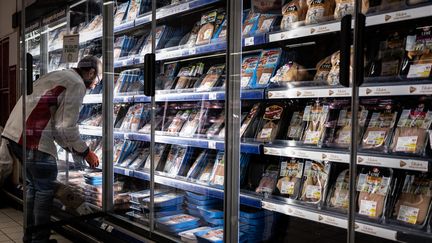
left=242, top=10, right=260, bottom=37
left=249, top=49, right=282, bottom=88
left=270, top=62, right=310, bottom=83
left=114, top=2, right=129, bottom=26
left=300, top=160, right=331, bottom=204
left=391, top=172, right=432, bottom=226
left=356, top=166, right=392, bottom=219
left=209, top=152, right=225, bottom=186
left=252, top=0, right=285, bottom=13
left=163, top=146, right=189, bottom=177
left=334, top=0, right=354, bottom=20
left=194, top=227, right=224, bottom=243
left=305, top=0, right=335, bottom=25
left=330, top=109, right=369, bottom=148
left=326, top=51, right=341, bottom=85
left=179, top=110, right=206, bottom=137
left=276, top=159, right=304, bottom=199
left=256, top=164, right=279, bottom=195
left=197, top=206, right=223, bottom=219
left=313, top=55, right=332, bottom=82
left=281, top=0, right=308, bottom=31
left=302, top=101, right=330, bottom=146
left=255, top=14, right=277, bottom=34
left=156, top=214, right=200, bottom=233
left=179, top=227, right=212, bottom=243
left=389, top=106, right=432, bottom=155
left=286, top=111, right=306, bottom=141
left=361, top=110, right=398, bottom=152
left=197, top=64, right=225, bottom=91
left=240, top=103, right=261, bottom=138
left=241, top=55, right=260, bottom=88
left=327, top=169, right=349, bottom=210
left=196, top=10, right=219, bottom=46
left=256, top=104, right=286, bottom=142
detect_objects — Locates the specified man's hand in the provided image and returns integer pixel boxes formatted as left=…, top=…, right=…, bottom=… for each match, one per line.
left=85, top=150, right=100, bottom=168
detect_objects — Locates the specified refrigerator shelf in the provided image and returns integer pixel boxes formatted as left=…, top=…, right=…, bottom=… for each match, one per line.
left=263, top=145, right=430, bottom=172
left=113, top=166, right=262, bottom=208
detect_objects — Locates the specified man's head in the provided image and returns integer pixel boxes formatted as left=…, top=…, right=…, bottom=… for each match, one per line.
left=77, top=56, right=102, bottom=89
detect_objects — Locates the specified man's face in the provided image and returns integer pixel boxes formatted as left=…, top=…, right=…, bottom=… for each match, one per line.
left=84, top=64, right=102, bottom=89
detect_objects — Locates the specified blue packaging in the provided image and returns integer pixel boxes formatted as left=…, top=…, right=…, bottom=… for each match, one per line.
left=186, top=196, right=220, bottom=206
left=248, top=49, right=282, bottom=89
left=185, top=191, right=213, bottom=201
left=197, top=206, right=223, bottom=219
left=156, top=214, right=200, bottom=233
left=240, top=207, right=272, bottom=219
left=185, top=207, right=202, bottom=218
left=204, top=217, right=223, bottom=226
left=179, top=227, right=212, bottom=243
left=142, top=193, right=184, bottom=208
left=240, top=55, right=260, bottom=89
left=240, top=214, right=274, bottom=226
left=195, top=227, right=246, bottom=243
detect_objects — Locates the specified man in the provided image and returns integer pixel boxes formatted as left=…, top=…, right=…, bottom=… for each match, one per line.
left=2, top=55, right=102, bottom=243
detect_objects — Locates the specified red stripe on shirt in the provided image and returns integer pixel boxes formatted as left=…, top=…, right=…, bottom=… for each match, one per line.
left=19, top=86, right=66, bottom=149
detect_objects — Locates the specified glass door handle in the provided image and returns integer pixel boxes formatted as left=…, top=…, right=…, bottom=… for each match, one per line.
left=339, top=14, right=352, bottom=88
left=144, top=53, right=156, bottom=97
left=26, top=53, right=33, bottom=95
left=353, top=13, right=365, bottom=87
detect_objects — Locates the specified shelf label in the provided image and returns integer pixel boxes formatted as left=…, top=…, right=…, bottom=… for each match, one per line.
left=158, top=3, right=189, bottom=17
left=263, top=147, right=283, bottom=156
left=208, top=141, right=217, bottom=150
left=407, top=64, right=432, bottom=78
left=245, top=37, right=254, bottom=46
left=209, top=92, right=217, bottom=100
left=356, top=223, right=397, bottom=240
left=357, top=155, right=428, bottom=172
left=367, top=6, right=432, bottom=26
left=268, top=88, right=351, bottom=99
left=269, top=22, right=340, bottom=43
left=318, top=214, right=347, bottom=228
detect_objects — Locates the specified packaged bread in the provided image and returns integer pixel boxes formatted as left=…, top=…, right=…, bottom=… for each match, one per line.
left=361, top=110, right=398, bottom=151
left=305, top=0, right=335, bottom=25
left=277, top=159, right=304, bottom=199
left=392, top=172, right=432, bottom=225
left=281, top=0, right=308, bottom=31
left=287, top=111, right=306, bottom=140
left=270, top=62, right=310, bottom=83
left=302, top=101, right=330, bottom=145
left=334, top=0, right=354, bottom=20
left=390, top=106, right=432, bottom=155
left=256, top=104, right=285, bottom=142
left=256, top=164, right=280, bottom=194
left=314, top=55, right=332, bottom=82
left=327, top=169, right=349, bottom=210
left=300, top=160, right=331, bottom=204
left=357, top=167, right=392, bottom=219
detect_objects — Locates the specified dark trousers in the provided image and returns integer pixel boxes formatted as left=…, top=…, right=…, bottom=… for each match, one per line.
left=8, top=141, right=57, bottom=243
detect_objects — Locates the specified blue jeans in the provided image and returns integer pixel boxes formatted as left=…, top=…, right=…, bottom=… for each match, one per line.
left=8, top=141, right=57, bottom=243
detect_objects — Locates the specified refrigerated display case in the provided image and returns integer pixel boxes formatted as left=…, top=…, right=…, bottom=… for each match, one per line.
left=25, top=21, right=41, bottom=81
left=18, top=0, right=432, bottom=242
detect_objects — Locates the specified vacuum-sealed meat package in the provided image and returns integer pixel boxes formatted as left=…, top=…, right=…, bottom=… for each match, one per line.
left=114, top=2, right=128, bottom=26
left=270, top=61, right=310, bottom=84
left=209, top=152, right=225, bottom=186
left=329, top=109, right=369, bottom=148
left=163, top=146, right=189, bottom=177
left=256, top=164, right=280, bottom=195
left=286, top=111, right=306, bottom=141
left=196, top=64, right=225, bottom=91
left=165, top=110, right=191, bottom=135
left=300, top=160, right=331, bottom=204
left=255, top=14, right=277, bottom=34
left=281, top=0, right=308, bottom=31
left=361, top=110, right=398, bottom=152
left=196, top=9, right=220, bottom=46
left=356, top=166, right=392, bottom=219
left=256, top=104, right=286, bottom=143
left=305, top=0, right=335, bottom=25
left=277, top=159, right=304, bottom=199
left=179, top=110, right=207, bottom=138
left=389, top=105, right=432, bottom=155
left=391, top=172, right=432, bottom=226
left=144, top=144, right=169, bottom=171
left=302, top=101, right=330, bottom=145
left=241, top=55, right=260, bottom=88
left=249, top=49, right=282, bottom=88
left=327, top=169, right=349, bottom=210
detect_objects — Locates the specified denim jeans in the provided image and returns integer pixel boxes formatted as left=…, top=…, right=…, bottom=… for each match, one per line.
left=8, top=141, right=57, bottom=243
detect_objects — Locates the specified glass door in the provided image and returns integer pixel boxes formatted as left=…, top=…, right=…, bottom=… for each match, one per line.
left=355, top=1, right=432, bottom=243
left=18, top=1, right=104, bottom=241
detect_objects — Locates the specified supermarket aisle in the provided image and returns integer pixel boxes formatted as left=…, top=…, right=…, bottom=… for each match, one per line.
left=0, top=208, right=71, bottom=243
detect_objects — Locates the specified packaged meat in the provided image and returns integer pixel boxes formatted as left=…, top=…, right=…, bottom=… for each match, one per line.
left=211, top=10, right=227, bottom=42
left=305, top=0, right=335, bottom=25
left=165, top=110, right=191, bottom=135
left=300, top=160, right=331, bottom=204
left=196, top=10, right=220, bottom=46
left=389, top=106, right=432, bottom=155
left=391, top=172, right=432, bottom=226
left=156, top=214, right=200, bottom=233
left=125, top=0, right=140, bottom=22
left=256, top=104, right=286, bottom=142
left=241, top=55, right=260, bottom=88
left=255, top=14, right=277, bottom=34
left=240, top=104, right=261, bottom=138
left=209, top=152, right=225, bottom=186
left=368, top=32, right=406, bottom=77
left=196, top=64, right=225, bottom=91
left=179, top=227, right=212, bottom=243
left=186, top=150, right=209, bottom=179
left=302, top=101, right=330, bottom=145
left=270, top=62, right=310, bottom=83
left=361, top=110, right=398, bottom=151
left=206, top=112, right=225, bottom=139
left=330, top=109, right=369, bottom=148
left=129, top=148, right=150, bottom=170
left=163, top=146, right=189, bottom=177
left=327, top=169, right=349, bottom=210
left=179, top=21, right=201, bottom=47
left=144, top=144, right=169, bottom=171
left=276, top=159, right=304, bottom=199
left=114, top=2, right=128, bottom=26
left=334, top=0, right=354, bottom=20
left=179, top=110, right=206, bottom=138
left=242, top=10, right=260, bottom=37
left=286, top=111, right=306, bottom=141
left=256, top=164, right=279, bottom=194
left=313, top=55, right=332, bottom=82
left=198, top=156, right=216, bottom=183
left=356, top=167, right=392, bottom=219
left=281, top=0, right=308, bottom=31
left=249, top=49, right=282, bottom=88
left=194, top=227, right=224, bottom=243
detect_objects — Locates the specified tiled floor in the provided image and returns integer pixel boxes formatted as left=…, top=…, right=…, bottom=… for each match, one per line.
left=0, top=208, right=72, bottom=243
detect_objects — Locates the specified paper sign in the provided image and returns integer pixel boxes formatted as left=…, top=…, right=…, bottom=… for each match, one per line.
left=62, top=34, right=79, bottom=63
